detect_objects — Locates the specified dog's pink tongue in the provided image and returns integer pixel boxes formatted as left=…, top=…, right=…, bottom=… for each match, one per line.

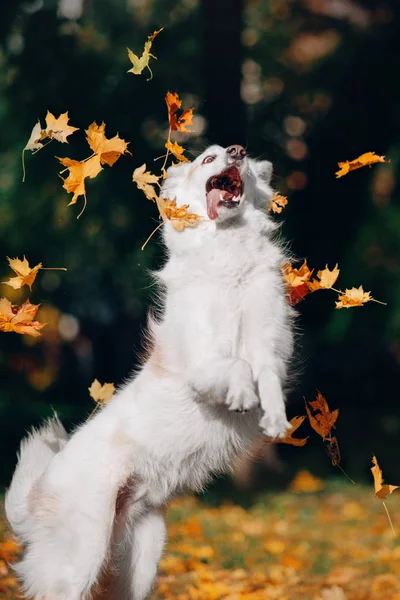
left=206, top=189, right=225, bottom=220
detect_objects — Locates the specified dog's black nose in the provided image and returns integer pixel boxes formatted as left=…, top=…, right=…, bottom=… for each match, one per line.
left=226, top=145, right=247, bottom=159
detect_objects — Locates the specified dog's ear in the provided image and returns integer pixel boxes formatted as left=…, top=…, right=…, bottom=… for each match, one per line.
left=249, top=159, right=273, bottom=185
left=161, top=162, right=192, bottom=199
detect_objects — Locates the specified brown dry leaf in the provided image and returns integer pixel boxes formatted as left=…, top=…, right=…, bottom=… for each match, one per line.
left=308, top=264, right=340, bottom=292
left=306, top=391, right=339, bottom=440
left=0, top=298, right=45, bottom=337
left=44, top=111, right=79, bottom=143
left=281, top=260, right=313, bottom=306
left=371, top=455, right=400, bottom=500
left=335, top=151, right=387, bottom=178
left=2, top=256, right=42, bottom=290
left=58, top=154, right=103, bottom=208
left=165, top=139, right=190, bottom=163
left=163, top=199, right=201, bottom=231
left=165, top=91, right=194, bottom=132
left=289, top=469, right=325, bottom=493
left=88, top=379, right=115, bottom=407
left=133, top=163, right=160, bottom=202
left=86, top=122, right=130, bottom=167
left=269, top=192, right=288, bottom=214
left=325, top=436, right=341, bottom=466
left=335, top=286, right=373, bottom=309
left=267, top=415, right=308, bottom=447
left=127, top=28, right=163, bottom=80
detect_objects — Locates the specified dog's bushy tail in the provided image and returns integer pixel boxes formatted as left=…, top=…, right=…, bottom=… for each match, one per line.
left=5, top=415, right=68, bottom=542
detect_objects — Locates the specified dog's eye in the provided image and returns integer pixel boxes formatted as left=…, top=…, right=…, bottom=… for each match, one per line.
left=202, top=155, right=216, bottom=165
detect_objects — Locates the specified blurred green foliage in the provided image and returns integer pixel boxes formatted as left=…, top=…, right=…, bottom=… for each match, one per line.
left=1, top=0, right=399, bottom=486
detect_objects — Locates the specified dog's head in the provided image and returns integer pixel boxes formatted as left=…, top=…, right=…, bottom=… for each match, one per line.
left=161, top=144, right=273, bottom=223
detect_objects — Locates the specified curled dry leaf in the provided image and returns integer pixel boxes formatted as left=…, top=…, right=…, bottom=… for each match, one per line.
left=163, top=199, right=201, bottom=231
left=0, top=298, right=45, bottom=337
left=335, top=286, right=373, bottom=309
left=127, top=28, right=163, bottom=80
left=266, top=415, right=308, bottom=447
left=308, top=264, right=340, bottom=292
left=281, top=260, right=313, bottom=306
left=24, top=121, right=45, bottom=153
left=88, top=379, right=116, bottom=407
left=335, top=151, right=387, bottom=178
left=58, top=155, right=103, bottom=206
left=306, top=391, right=339, bottom=440
left=325, top=436, right=341, bottom=466
left=269, top=192, right=288, bottom=214
left=132, top=163, right=160, bottom=202
left=165, top=91, right=194, bottom=132
left=371, top=455, right=400, bottom=500
left=165, top=139, right=190, bottom=163
left=85, top=122, right=130, bottom=167
left=2, top=256, right=42, bottom=290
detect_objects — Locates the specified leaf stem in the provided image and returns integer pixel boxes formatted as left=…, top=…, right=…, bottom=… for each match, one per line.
left=382, top=500, right=396, bottom=537
left=141, top=221, right=164, bottom=251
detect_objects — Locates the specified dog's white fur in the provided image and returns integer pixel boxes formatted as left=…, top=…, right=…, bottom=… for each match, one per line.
left=6, top=145, right=295, bottom=600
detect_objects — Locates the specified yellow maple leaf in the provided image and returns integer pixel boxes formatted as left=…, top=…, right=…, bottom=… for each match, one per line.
left=132, top=163, right=160, bottom=202
left=308, top=264, right=340, bottom=292
left=335, top=286, right=373, bottom=309
left=88, top=379, right=115, bottom=407
left=165, top=91, right=194, bottom=132
left=24, top=121, right=46, bottom=153
left=371, top=455, right=400, bottom=500
left=127, top=28, right=163, bottom=80
left=85, top=122, right=130, bottom=167
left=58, top=154, right=103, bottom=210
left=165, top=139, right=190, bottom=163
left=2, top=256, right=42, bottom=290
left=269, top=192, right=288, bottom=214
left=0, top=298, right=46, bottom=337
left=335, top=151, right=387, bottom=178
left=44, top=111, right=79, bottom=143
left=163, top=199, right=201, bottom=230
left=266, top=415, right=308, bottom=447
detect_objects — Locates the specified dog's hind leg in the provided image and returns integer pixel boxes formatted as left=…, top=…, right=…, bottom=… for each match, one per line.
left=112, top=507, right=167, bottom=600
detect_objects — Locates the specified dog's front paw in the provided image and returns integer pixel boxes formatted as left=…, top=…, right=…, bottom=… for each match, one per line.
left=259, top=412, right=291, bottom=439
left=225, top=362, right=260, bottom=412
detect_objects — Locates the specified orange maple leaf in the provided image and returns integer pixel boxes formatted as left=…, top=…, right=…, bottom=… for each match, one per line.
left=2, top=256, right=42, bottom=290
left=58, top=155, right=103, bottom=215
left=127, top=28, right=163, bottom=80
left=308, top=264, right=340, bottom=292
left=335, top=151, right=388, bottom=178
left=85, top=122, right=130, bottom=166
left=266, top=415, right=308, bottom=447
left=0, top=298, right=45, bottom=337
left=163, top=199, right=201, bottom=230
left=165, top=139, right=190, bottom=163
left=132, top=163, right=160, bottom=202
left=165, top=92, right=194, bottom=132
left=371, top=455, right=400, bottom=500
left=281, top=260, right=313, bottom=305
left=306, top=391, right=339, bottom=440
left=269, top=192, right=288, bottom=214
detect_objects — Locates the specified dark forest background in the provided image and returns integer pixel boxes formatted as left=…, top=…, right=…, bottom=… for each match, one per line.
left=1, top=0, right=400, bottom=488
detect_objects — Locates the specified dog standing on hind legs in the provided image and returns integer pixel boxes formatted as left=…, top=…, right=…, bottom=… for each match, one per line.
left=6, top=143, right=295, bottom=600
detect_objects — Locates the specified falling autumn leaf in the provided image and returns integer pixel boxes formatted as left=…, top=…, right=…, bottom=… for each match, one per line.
left=127, top=28, right=163, bottom=80
left=308, top=264, right=340, bottom=292
left=281, top=260, right=313, bottom=305
left=335, top=152, right=387, bottom=178
left=85, top=122, right=130, bottom=166
left=306, top=391, right=339, bottom=440
left=0, top=298, right=45, bottom=337
left=44, top=111, right=79, bottom=143
left=335, top=286, right=375, bottom=309
left=163, top=199, right=201, bottom=231
left=2, top=256, right=42, bottom=290
left=165, top=91, right=194, bottom=132
left=269, top=192, right=288, bottom=214
left=266, top=415, right=308, bottom=447
left=133, top=163, right=161, bottom=202
left=24, top=121, right=45, bottom=153
left=325, top=436, right=341, bottom=467
left=89, top=379, right=115, bottom=407
left=58, top=154, right=102, bottom=206
left=371, top=455, right=400, bottom=500
left=165, top=139, right=190, bottom=163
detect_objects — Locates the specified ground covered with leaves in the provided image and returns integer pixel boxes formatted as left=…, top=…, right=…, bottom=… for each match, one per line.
left=2, top=477, right=400, bottom=600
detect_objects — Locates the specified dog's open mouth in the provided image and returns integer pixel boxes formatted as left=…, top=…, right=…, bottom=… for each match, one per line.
left=205, top=166, right=243, bottom=220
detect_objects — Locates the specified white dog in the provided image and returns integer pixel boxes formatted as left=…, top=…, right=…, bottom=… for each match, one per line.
left=6, top=144, right=295, bottom=600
